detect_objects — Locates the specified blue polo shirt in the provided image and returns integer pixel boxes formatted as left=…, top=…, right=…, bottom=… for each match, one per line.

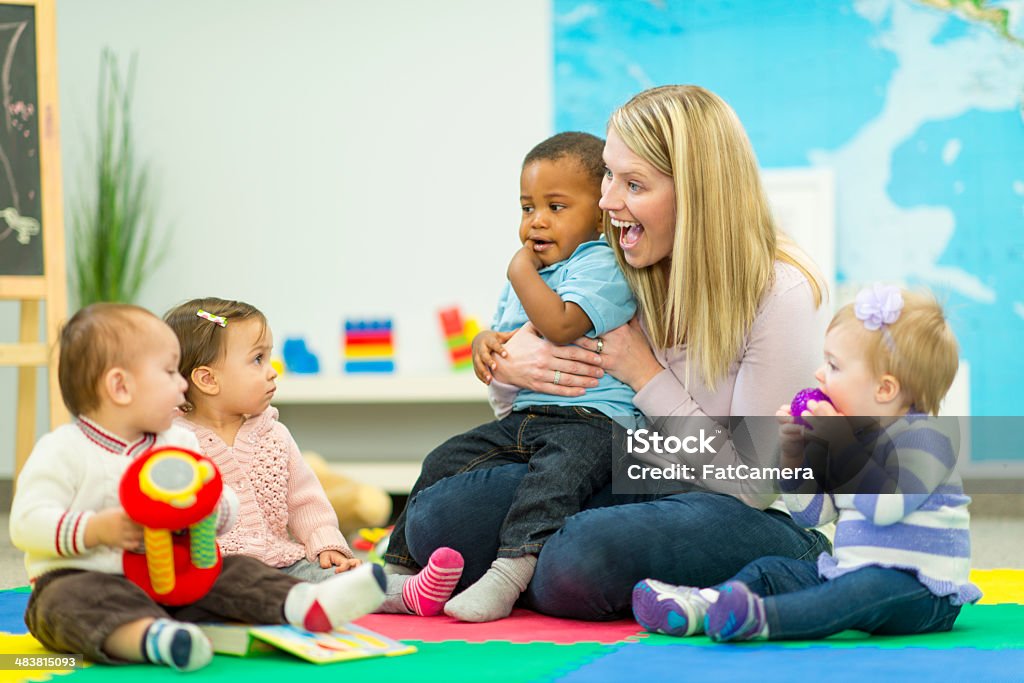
left=491, top=238, right=639, bottom=418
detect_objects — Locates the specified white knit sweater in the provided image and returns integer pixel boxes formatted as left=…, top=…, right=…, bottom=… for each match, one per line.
left=10, top=419, right=236, bottom=581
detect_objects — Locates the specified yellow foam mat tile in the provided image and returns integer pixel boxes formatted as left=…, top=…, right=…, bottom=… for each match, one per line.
left=970, top=569, right=1024, bottom=604
left=0, top=634, right=85, bottom=683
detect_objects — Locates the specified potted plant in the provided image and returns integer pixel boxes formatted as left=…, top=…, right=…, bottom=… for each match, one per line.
left=71, top=48, right=164, bottom=307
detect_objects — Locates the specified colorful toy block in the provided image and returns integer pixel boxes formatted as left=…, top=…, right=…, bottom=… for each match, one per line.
left=282, top=337, right=320, bottom=374
left=438, top=306, right=478, bottom=371
left=343, top=319, right=395, bottom=373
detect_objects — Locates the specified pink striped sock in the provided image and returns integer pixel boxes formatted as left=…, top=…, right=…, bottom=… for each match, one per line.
left=402, top=547, right=464, bottom=616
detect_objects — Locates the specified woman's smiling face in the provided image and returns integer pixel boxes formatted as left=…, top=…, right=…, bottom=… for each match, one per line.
left=599, top=128, right=677, bottom=269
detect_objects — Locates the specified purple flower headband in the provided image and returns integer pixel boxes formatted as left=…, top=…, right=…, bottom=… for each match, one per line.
left=854, top=284, right=903, bottom=331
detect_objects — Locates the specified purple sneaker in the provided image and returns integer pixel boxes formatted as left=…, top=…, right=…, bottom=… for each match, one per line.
left=632, top=579, right=711, bottom=637
left=704, top=581, right=767, bottom=642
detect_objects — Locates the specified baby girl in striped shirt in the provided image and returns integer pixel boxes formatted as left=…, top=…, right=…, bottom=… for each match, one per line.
left=166, top=297, right=463, bottom=616
left=632, top=285, right=981, bottom=641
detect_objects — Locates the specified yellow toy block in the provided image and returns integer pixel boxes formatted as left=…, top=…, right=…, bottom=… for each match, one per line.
left=464, top=317, right=482, bottom=343
left=345, top=343, right=395, bottom=358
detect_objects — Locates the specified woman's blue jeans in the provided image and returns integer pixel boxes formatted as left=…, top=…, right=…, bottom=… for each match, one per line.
left=731, top=556, right=962, bottom=639
left=404, top=464, right=831, bottom=620
left=385, top=406, right=617, bottom=566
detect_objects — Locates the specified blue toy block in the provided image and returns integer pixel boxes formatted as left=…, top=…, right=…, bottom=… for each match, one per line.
left=344, top=319, right=393, bottom=332
left=344, top=360, right=395, bottom=373
left=283, top=337, right=320, bottom=374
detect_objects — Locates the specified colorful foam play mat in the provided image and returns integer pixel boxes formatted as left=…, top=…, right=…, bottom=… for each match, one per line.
left=0, top=569, right=1021, bottom=682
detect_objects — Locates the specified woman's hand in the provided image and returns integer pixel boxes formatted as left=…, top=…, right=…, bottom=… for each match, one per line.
left=573, top=317, right=662, bottom=392
left=491, top=322, right=604, bottom=397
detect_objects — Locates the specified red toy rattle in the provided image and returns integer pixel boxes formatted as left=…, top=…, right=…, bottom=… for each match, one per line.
left=119, top=446, right=224, bottom=605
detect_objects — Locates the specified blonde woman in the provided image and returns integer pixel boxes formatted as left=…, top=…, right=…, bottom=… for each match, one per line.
left=402, top=85, right=833, bottom=619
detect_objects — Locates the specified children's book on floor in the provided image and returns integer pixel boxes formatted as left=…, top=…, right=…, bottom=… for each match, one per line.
left=199, top=623, right=417, bottom=663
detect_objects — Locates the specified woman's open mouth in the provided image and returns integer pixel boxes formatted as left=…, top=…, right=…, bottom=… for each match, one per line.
left=611, top=218, right=643, bottom=249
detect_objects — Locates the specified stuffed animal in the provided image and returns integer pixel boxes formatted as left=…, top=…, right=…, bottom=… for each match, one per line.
left=302, top=452, right=392, bottom=536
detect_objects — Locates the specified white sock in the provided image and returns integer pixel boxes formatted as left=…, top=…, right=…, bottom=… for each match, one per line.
left=285, top=563, right=386, bottom=631
left=143, top=619, right=212, bottom=672
left=444, top=555, right=536, bottom=623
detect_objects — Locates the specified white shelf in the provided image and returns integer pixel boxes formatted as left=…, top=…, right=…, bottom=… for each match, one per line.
left=273, top=373, right=489, bottom=404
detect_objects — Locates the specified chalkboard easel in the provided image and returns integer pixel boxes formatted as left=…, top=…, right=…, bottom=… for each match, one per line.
left=0, top=0, right=68, bottom=476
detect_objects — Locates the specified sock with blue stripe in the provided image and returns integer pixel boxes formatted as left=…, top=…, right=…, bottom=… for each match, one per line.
left=142, top=619, right=212, bottom=672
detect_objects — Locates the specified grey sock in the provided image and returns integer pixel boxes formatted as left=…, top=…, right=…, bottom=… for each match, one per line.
left=444, top=555, right=537, bottom=623
left=377, top=574, right=414, bottom=614
left=384, top=563, right=417, bottom=576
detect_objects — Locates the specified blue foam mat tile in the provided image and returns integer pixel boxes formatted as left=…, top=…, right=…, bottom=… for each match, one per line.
left=554, top=641, right=1024, bottom=683
left=0, top=590, right=29, bottom=634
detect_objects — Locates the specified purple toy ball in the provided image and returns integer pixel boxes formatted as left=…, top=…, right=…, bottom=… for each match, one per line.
left=790, top=388, right=833, bottom=427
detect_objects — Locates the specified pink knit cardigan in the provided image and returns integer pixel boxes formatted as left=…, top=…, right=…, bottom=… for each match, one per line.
left=175, top=407, right=352, bottom=567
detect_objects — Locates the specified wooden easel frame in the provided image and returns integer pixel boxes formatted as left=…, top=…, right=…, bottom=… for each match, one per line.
left=0, top=0, right=68, bottom=476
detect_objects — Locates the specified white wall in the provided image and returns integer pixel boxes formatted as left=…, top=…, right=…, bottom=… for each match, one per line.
left=0, top=0, right=553, bottom=476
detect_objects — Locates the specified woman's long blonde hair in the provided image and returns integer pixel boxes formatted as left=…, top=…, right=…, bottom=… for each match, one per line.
left=605, top=85, right=824, bottom=390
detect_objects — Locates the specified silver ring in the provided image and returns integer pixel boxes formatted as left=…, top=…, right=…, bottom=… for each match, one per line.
left=553, top=370, right=562, bottom=386
left=595, top=337, right=604, bottom=354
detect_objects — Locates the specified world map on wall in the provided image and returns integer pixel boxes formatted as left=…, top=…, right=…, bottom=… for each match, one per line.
left=554, top=0, right=1024, bottom=427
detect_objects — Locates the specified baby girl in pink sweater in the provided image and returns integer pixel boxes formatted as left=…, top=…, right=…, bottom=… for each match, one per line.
left=165, top=298, right=464, bottom=615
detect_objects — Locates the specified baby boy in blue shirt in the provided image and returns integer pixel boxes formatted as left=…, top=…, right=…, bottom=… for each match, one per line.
left=384, top=132, right=637, bottom=622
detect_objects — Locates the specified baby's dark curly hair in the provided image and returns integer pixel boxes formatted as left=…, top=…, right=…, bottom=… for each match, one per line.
left=523, top=131, right=606, bottom=185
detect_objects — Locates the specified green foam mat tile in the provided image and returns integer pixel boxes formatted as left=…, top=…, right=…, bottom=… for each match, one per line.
left=59, top=641, right=617, bottom=683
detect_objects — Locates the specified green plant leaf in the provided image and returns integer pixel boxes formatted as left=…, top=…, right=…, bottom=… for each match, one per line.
left=71, top=47, right=164, bottom=308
